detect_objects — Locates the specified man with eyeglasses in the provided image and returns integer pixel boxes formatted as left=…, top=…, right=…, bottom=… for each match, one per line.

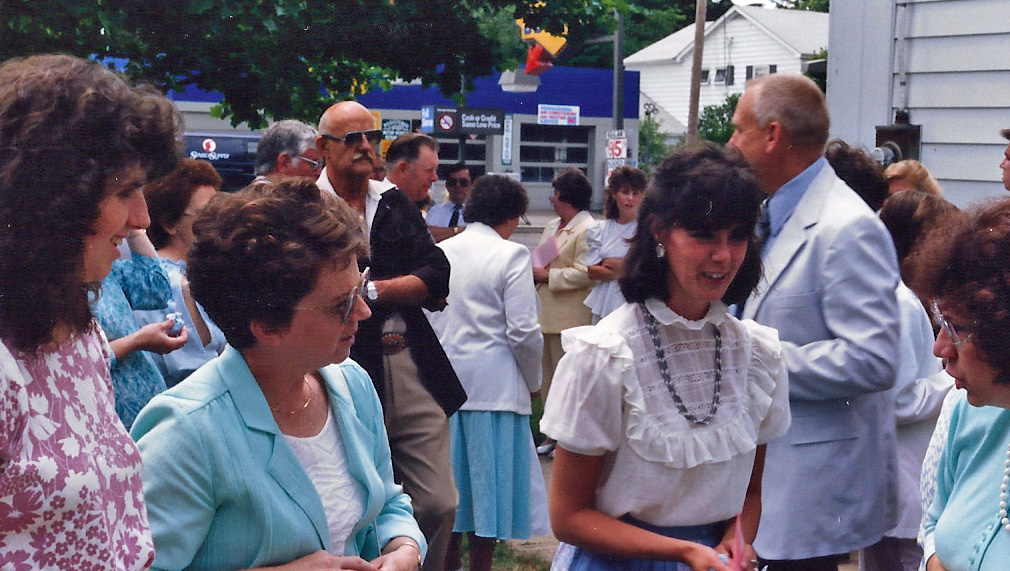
left=253, top=119, right=325, bottom=179
left=427, top=162, right=472, bottom=243
left=316, top=100, right=466, bottom=571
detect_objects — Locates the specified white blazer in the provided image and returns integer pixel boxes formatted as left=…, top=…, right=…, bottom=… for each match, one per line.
left=743, top=163, right=902, bottom=560
left=426, top=222, right=543, bottom=413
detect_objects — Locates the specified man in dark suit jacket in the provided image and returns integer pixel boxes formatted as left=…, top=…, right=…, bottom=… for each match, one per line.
left=316, top=100, right=466, bottom=571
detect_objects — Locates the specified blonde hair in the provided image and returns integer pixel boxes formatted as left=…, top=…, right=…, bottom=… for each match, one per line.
left=884, top=160, right=942, bottom=197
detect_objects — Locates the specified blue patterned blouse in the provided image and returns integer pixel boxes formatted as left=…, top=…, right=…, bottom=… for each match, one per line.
left=92, top=253, right=171, bottom=429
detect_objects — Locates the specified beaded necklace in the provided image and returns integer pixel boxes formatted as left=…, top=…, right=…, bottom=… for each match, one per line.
left=1000, top=438, right=1010, bottom=533
left=640, top=303, right=722, bottom=425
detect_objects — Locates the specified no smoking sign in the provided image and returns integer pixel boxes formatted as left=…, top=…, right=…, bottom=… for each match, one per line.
left=438, top=113, right=455, bottom=131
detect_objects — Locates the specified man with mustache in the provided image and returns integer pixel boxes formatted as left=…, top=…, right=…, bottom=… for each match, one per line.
left=316, top=101, right=466, bottom=571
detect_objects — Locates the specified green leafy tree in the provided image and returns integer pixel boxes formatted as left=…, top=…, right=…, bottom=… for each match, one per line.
left=637, top=115, right=674, bottom=175
left=697, top=92, right=740, bottom=145
left=0, top=0, right=620, bottom=128
left=560, top=1, right=732, bottom=70
left=773, top=0, right=829, bottom=11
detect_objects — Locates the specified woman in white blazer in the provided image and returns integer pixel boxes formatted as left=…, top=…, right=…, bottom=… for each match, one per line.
left=427, top=175, right=549, bottom=571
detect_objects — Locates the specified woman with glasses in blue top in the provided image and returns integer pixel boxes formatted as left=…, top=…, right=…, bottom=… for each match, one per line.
left=908, top=199, right=1010, bottom=571
left=132, top=178, right=425, bottom=571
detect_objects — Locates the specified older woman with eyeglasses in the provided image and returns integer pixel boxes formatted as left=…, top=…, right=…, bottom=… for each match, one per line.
left=907, top=199, right=1010, bottom=571
left=131, top=178, right=425, bottom=571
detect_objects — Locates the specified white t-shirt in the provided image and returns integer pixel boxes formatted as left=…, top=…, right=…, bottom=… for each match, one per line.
left=540, top=299, right=791, bottom=526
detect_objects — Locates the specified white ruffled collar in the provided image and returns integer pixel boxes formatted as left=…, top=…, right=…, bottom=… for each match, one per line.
left=643, top=298, right=728, bottom=330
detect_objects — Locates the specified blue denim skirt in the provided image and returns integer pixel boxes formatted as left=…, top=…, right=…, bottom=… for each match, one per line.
left=550, top=515, right=724, bottom=571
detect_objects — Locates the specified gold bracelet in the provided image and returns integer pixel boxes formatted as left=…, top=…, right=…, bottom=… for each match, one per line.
left=394, top=540, right=422, bottom=568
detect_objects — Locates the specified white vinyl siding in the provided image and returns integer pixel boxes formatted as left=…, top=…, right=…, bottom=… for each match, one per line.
left=829, top=0, right=1010, bottom=206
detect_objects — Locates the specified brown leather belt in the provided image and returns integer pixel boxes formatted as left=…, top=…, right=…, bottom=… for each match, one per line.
left=380, top=332, right=408, bottom=355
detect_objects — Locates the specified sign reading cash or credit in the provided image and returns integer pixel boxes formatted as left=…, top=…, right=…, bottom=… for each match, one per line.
left=421, top=106, right=505, bottom=136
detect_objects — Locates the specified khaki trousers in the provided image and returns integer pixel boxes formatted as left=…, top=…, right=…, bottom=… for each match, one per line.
left=382, top=317, right=457, bottom=571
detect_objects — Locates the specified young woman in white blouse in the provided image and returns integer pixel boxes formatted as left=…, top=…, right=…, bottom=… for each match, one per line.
left=540, top=144, right=791, bottom=571
left=584, top=165, right=647, bottom=323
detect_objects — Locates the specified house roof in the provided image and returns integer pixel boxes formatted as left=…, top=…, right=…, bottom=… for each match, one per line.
left=624, top=5, right=828, bottom=66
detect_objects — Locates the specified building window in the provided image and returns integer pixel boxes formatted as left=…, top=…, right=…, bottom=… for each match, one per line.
left=434, top=135, right=487, bottom=176
left=518, top=124, right=591, bottom=183
left=700, top=69, right=711, bottom=84
left=714, top=67, right=728, bottom=85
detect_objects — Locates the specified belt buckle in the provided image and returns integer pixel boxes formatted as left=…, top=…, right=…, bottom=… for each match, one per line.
left=380, top=332, right=407, bottom=355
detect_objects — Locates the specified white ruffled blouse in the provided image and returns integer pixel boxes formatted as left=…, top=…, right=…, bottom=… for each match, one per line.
left=540, top=299, right=791, bottom=527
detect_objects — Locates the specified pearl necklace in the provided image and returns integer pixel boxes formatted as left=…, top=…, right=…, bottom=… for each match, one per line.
left=1000, top=438, right=1010, bottom=533
left=640, top=303, right=722, bottom=425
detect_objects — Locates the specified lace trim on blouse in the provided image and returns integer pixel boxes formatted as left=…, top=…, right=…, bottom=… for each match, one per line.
left=562, top=301, right=782, bottom=469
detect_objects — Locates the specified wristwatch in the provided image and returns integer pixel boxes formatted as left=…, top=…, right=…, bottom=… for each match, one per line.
left=366, top=280, right=379, bottom=301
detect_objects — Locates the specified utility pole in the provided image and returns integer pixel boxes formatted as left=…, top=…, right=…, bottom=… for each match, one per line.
left=686, top=0, right=707, bottom=144
left=612, top=9, right=624, bottom=130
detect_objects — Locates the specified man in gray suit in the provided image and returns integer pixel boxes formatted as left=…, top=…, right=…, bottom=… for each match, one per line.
left=729, top=74, right=901, bottom=571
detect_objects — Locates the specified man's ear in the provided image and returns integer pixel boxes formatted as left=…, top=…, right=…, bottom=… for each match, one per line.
left=250, top=320, right=286, bottom=346
left=649, top=216, right=664, bottom=243
left=765, top=121, right=785, bottom=154
left=276, top=152, right=294, bottom=171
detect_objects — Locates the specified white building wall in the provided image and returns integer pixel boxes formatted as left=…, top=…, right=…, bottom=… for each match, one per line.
left=829, top=0, right=1010, bottom=207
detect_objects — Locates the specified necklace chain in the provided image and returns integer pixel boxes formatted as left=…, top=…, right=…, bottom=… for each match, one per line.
left=1000, top=438, right=1010, bottom=533
left=268, top=377, right=313, bottom=415
left=640, top=303, right=722, bottom=425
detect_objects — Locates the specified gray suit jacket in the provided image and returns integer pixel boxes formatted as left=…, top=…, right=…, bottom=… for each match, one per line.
left=744, top=163, right=901, bottom=559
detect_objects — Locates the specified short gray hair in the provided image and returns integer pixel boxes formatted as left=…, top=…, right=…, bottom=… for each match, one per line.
left=749, top=74, right=829, bottom=150
left=254, top=120, right=318, bottom=175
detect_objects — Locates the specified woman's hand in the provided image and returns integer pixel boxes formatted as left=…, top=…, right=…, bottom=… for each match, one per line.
left=925, top=554, right=948, bottom=571
left=109, top=319, right=188, bottom=361
left=132, top=319, right=189, bottom=354
left=714, top=539, right=758, bottom=570
left=682, top=542, right=729, bottom=571
left=532, top=266, right=549, bottom=284
left=268, top=551, right=378, bottom=571
left=370, top=543, right=421, bottom=571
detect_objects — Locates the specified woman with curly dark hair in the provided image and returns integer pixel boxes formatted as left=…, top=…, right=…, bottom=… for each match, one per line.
left=0, top=54, right=180, bottom=569
left=908, top=199, right=1010, bottom=571
left=541, top=144, right=790, bottom=571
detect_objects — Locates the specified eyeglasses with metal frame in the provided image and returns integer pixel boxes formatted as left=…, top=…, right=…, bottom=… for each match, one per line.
left=932, top=300, right=974, bottom=347
left=294, top=267, right=370, bottom=323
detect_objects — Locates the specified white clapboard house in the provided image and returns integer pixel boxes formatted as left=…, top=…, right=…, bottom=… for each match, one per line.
left=624, top=5, right=829, bottom=138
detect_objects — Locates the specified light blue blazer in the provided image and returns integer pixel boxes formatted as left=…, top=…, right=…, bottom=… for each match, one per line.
left=743, top=164, right=901, bottom=560
left=131, top=346, right=425, bottom=571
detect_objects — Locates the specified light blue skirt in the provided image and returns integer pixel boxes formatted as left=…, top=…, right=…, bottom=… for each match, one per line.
left=450, top=410, right=550, bottom=539
left=551, top=516, right=724, bottom=571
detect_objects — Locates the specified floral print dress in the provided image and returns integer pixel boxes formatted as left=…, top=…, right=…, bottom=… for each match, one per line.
left=0, top=327, right=154, bottom=570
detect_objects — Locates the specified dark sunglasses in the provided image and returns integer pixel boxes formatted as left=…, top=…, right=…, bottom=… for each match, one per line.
left=445, top=177, right=471, bottom=188
left=321, top=130, right=383, bottom=147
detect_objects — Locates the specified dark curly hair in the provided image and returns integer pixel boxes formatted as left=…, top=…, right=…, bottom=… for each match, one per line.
left=604, top=165, right=647, bottom=220
left=145, top=158, right=222, bottom=249
left=462, top=175, right=528, bottom=227
left=825, top=139, right=888, bottom=212
left=620, top=143, right=763, bottom=306
left=187, top=177, right=368, bottom=350
left=552, top=168, right=593, bottom=211
left=0, top=54, right=181, bottom=352
left=907, top=199, right=1010, bottom=385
